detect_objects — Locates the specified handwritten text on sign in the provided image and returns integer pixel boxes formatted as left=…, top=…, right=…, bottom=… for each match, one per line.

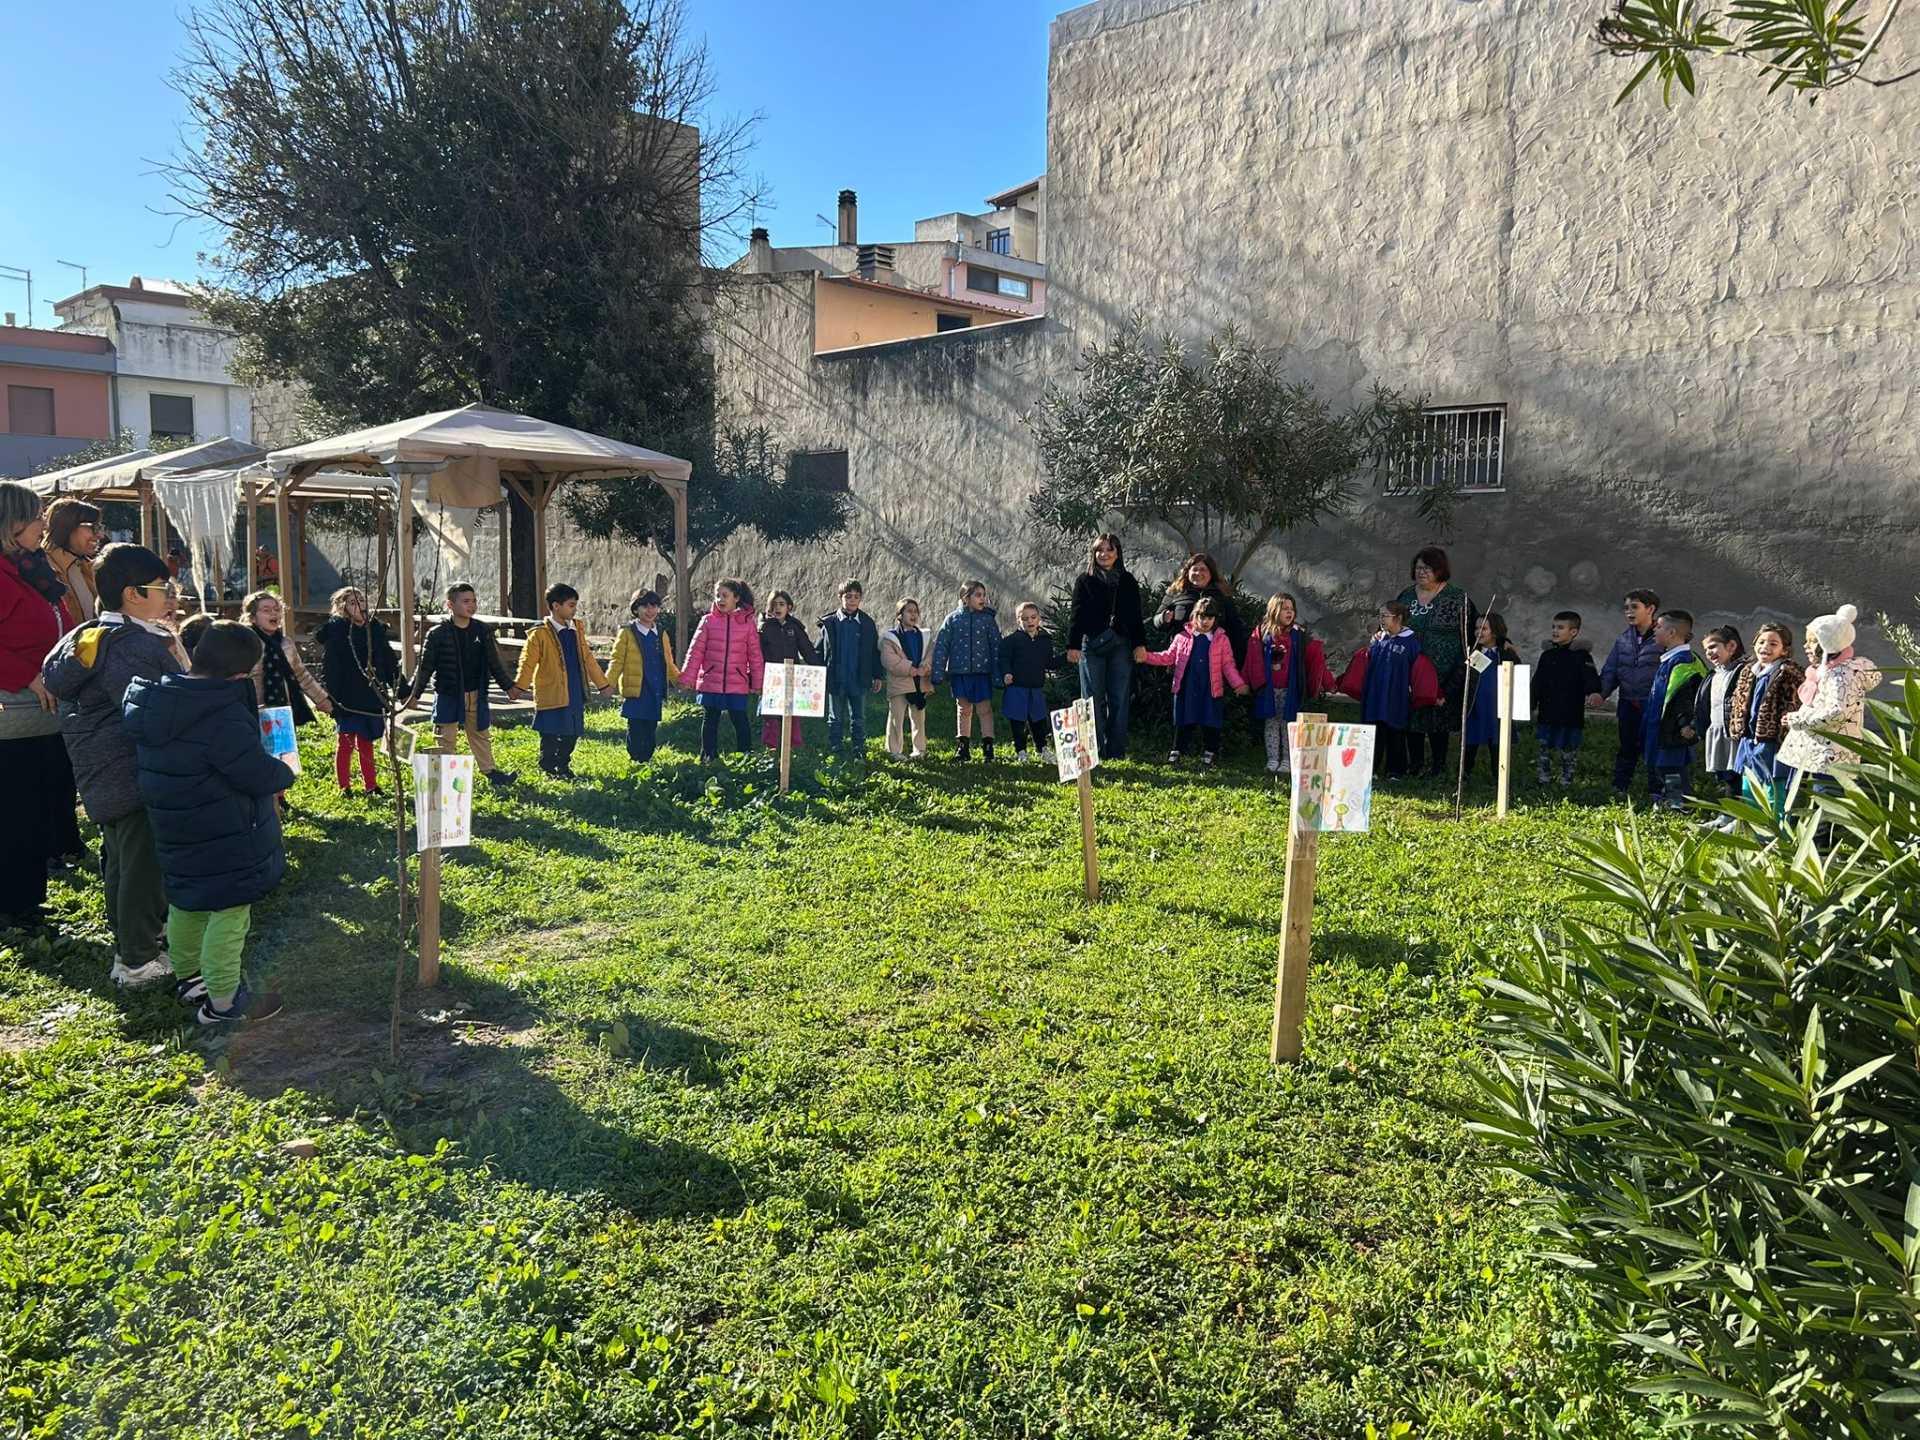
left=259, top=705, right=302, bottom=775
left=1287, top=720, right=1376, bottom=832
left=412, top=752, right=474, bottom=851
left=1051, top=696, right=1101, bottom=783
left=760, top=663, right=828, bottom=718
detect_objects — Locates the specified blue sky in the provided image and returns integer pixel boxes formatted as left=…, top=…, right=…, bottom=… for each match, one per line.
left=0, top=1, right=1058, bottom=323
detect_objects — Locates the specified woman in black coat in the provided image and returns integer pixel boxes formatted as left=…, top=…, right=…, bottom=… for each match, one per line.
left=314, top=587, right=401, bottom=796
left=1064, top=532, right=1147, bottom=761
left=1155, top=551, right=1247, bottom=657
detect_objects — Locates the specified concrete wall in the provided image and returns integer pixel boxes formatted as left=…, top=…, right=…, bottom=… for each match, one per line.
left=1042, top=0, right=1920, bottom=648
left=115, top=374, right=253, bottom=448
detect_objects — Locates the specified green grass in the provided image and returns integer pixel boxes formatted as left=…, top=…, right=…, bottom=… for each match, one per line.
left=3, top=698, right=1681, bottom=1438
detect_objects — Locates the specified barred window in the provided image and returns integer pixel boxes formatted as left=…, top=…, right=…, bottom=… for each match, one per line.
left=1403, top=404, right=1505, bottom=493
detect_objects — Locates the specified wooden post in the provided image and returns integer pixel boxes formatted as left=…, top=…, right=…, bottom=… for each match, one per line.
left=244, top=477, right=258, bottom=593
left=531, top=477, right=549, bottom=609
left=1496, top=661, right=1516, bottom=819
left=376, top=502, right=390, bottom=611
left=496, top=501, right=510, bottom=616
left=137, top=477, right=154, bottom=549
left=671, top=481, right=692, bottom=642
left=273, top=475, right=293, bottom=599
left=293, top=500, right=309, bottom=609
left=418, top=752, right=441, bottom=987
left=778, top=659, right=796, bottom=795
left=393, top=468, right=416, bottom=671
left=1271, top=712, right=1327, bottom=1065
left=1077, top=768, right=1100, bottom=902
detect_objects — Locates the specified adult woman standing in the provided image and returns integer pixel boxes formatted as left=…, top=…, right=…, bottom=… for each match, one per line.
left=1395, top=545, right=1477, bottom=778
left=1065, top=533, right=1146, bottom=761
left=44, top=498, right=103, bottom=631
left=1155, top=552, right=1247, bottom=657
left=0, top=482, right=72, bottom=927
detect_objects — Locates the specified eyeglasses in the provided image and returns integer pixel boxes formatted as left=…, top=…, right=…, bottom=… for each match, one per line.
left=131, top=582, right=180, bottom=599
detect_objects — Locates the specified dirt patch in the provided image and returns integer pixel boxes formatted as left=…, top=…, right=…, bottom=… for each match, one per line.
left=0, top=1025, right=50, bottom=1054
left=458, top=920, right=631, bottom=971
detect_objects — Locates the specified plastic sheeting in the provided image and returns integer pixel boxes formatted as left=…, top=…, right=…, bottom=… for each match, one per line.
left=153, top=469, right=243, bottom=602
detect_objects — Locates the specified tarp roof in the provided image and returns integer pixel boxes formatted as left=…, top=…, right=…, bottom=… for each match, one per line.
left=26, top=436, right=265, bottom=497
left=268, top=404, right=693, bottom=487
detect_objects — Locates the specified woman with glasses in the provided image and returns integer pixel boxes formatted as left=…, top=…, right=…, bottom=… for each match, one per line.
left=44, top=498, right=103, bottom=631
left=0, top=481, right=75, bottom=928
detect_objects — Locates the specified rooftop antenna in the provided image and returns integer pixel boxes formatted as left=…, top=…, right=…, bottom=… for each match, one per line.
left=57, top=259, right=89, bottom=291
left=0, top=265, right=30, bottom=325
left=815, top=213, right=835, bottom=238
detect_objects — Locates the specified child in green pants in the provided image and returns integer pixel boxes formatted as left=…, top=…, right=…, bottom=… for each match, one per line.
left=122, top=621, right=296, bottom=1025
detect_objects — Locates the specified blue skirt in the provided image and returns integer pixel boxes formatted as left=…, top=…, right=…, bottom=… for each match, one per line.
left=622, top=693, right=662, bottom=722
left=533, top=702, right=586, bottom=737
left=1175, top=681, right=1224, bottom=729
left=951, top=673, right=992, bottom=704
left=698, top=692, right=749, bottom=712
left=1536, top=722, right=1583, bottom=750
left=335, top=711, right=384, bottom=741
left=431, top=689, right=488, bottom=728
left=1003, top=685, right=1049, bottom=723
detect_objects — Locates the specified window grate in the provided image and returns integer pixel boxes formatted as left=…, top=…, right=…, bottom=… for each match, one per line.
left=1400, top=404, right=1505, bottom=493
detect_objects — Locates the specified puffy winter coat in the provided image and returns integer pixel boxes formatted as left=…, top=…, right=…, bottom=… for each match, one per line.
left=1778, top=655, right=1883, bottom=773
left=879, top=626, right=931, bottom=698
left=514, top=618, right=611, bottom=709
left=679, top=605, right=765, bottom=697
left=121, top=672, right=294, bottom=912
left=42, top=617, right=184, bottom=825
left=817, top=609, right=881, bottom=691
left=931, top=605, right=1001, bottom=682
left=607, top=623, right=680, bottom=701
left=1600, top=625, right=1665, bottom=704
left=315, top=615, right=401, bottom=722
left=758, top=613, right=820, bottom=667
left=1140, top=625, right=1248, bottom=698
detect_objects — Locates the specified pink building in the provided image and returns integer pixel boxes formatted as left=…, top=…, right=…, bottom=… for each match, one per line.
left=0, top=323, right=114, bottom=477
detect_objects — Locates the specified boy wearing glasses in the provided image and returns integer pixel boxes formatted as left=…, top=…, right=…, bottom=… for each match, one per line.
left=42, top=544, right=191, bottom=990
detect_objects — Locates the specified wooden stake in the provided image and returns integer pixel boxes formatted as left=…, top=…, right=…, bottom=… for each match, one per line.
left=418, top=748, right=441, bottom=987
left=1271, top=712, right=1326, bottom=1064
left=1077, top=767, right=1100, bottom=902
left=244, top=477, right=258, bottom=594
left=1496, top=660, right=1516, bottom=819
left=778, top=659, right=795, bottom=795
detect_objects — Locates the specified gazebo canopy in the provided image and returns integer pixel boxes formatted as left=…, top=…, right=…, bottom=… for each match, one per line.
left=29, top=437, right=265, bottom=497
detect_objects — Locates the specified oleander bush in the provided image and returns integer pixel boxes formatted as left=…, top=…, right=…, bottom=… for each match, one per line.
left=1467, top=683, right=1920, bottom=1436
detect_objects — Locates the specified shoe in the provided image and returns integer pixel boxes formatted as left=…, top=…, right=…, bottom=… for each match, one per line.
left=1166, top=749, right=1182, bottom=764
left=196, top=986, right=283, bottom=1027
left=981, top=742, right=996, bottom=763
left=486, top=769, right=517, bottom=788
left=1202, top=753, right=1218, bottom=769
left=956, top=740, right=971, bottom=763
left=1013, top=749, right=1029, bottom=763
left=557, top=767, right=577, bottom=780
left=174, top=973, right=207, bottom=1006
left=1536, top=763, right=1552, bottom=785
left=1266, top=760, right=1283, bottom=775
left=110, top=955, right=175, bottom=989
left=912, top=750, right=927, bottom=760
left=1038, top=746, right=1054, bottom=765
left=364, top=786, right=386, bottom=799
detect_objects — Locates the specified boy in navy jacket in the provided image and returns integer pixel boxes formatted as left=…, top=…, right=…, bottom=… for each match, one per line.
left=122, top=622, right=295, bottom=1026
left=1596, top=588, right=1665, bottom=795
left=817, top=578, right=883, bottom=754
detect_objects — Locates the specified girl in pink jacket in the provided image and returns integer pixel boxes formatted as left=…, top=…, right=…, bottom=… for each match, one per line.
left=678, top=579, right=766, bottom=761
left=1140, top=596, right=1249, bottom=768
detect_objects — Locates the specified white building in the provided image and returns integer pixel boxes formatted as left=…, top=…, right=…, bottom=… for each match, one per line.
left=53, top=277, right=253, bottom=447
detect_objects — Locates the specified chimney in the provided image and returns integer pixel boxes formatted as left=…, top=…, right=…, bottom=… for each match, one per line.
left=748, top=226, right=773, bottom=273
left=855, top=244, right=896, bottom=282
left=3, top=313, right=13, bottom=328
left=836, top=189, right=858, bottom=246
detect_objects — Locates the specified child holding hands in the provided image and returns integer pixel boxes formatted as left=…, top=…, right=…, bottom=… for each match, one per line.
left=516, top=582, right=613, bottom=779
left=1242, top=593, right=1333, bottom=774
left=931, top=580, right=1002, bottom=763
left=880, top=598, right=933, bottom=759
left=758, top=589, right=819, bottom=752
left=679, top=579, right=765, bottom=762
left=999, top=601, right=1063, bottom=763
left=1141, top=595, right=1250, bottom=768
left=1337, top=602, right=1439, bottom=780
left=1461, top=612, right=1522, bottom=777
left=606, top=588, right=679, bottom=763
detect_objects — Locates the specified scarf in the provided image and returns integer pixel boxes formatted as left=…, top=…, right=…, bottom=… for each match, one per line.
left=254, top=624, right=302, bottom=714
left=1093, top=563, right=1120, bottom=587
left=10, top=546, right=67, bottom=607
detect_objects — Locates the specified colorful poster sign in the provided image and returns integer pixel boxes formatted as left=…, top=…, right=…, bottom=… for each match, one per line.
left=259, top=705, right=301, bottom=775
left=761, top=663, right=828, bottom=718
left=1287, top=720, right=1375, bottom=832
left=1051, top=696, right=1101, bottom=783
left=412, top=752, right=474, bottom=851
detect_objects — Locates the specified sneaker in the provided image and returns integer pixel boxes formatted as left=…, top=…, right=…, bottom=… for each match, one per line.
left=174, top=973, right=207, bottom=1007
left=1536, top=762, right=1552, bottom=785
left=1266, top=760, right=1283, bottom=775
left=980, top=742, right=996, bottom=763
left=1038, top=746, right=1054, bottom=765
left=1166, top=749, right=1182, bottom=764
left=1013, top=749, right=1029, bottom=763
left=110, top=955, right=175, bottom=989
left=1202, top=752, right=1218, bottom=769
left=486, top=769, right=517, bottom=788
left=196, top=987, right=283, bottom=1027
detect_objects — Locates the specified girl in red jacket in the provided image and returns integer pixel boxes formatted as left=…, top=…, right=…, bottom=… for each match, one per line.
left=1140, top=596, right=1250, bottom=768
left=678, top=579, right=766, bottom=762
left=1242, top=592, right=1335, bottom=775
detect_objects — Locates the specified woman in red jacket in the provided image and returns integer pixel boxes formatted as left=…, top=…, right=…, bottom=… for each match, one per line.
left=0, top=482, right=77, bottom=927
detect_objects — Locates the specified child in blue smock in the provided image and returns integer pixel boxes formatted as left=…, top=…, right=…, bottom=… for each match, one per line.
left=606, top=588, right=679, bottom=763
left=1462, top=612, right=1522, bottom=776
left=514, top=582, right=612, bottom=779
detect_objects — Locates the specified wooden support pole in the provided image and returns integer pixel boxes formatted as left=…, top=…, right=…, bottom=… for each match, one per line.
left=1271, top=712, right=1327, bottom=1065
left=672, top=481, right=692, bottom=643
left=529, top=476, right=549, bottom=609
left=137, top=478, right=154, bottom=549
left=273, top=476, right=292, bottom=599
left=496, top=501, right=510, bottom=616
left=778, top=659, right=795, bottom=795
left=376, top=503, right=390, bottom=611
left=393, top=469, right=417, bottom=671
left=1496, top=661, right=1516, bottom=819
left=1077, top=768, right=1100, bottom=903
left=294, top=500, right=309, bottom=609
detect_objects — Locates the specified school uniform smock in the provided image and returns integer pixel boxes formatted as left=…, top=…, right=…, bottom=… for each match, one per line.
left=1175, top=631, right=1226, bottom=728
left=1359, top=631, right=1421, bottom=730
left=618, top=624, right=671, bottom=723
left=1462, top=645, right=1520, bottom=746
left=533, top=622, right=589, bottom=737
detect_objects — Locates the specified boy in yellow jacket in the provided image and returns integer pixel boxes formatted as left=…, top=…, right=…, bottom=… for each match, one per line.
left=514, top=583, right=611, bottom=778
left=606, top=588, right=680, bottom=762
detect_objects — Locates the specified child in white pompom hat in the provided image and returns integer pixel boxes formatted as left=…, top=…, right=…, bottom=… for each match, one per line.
left=1777, top=603, right=1882, bottom=783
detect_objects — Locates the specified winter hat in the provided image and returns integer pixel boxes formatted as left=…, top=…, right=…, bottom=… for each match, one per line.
left=1810, top=603, right=1858, bottom=658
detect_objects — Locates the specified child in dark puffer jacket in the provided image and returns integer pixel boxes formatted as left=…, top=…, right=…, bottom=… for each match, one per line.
left=758, top=589, right=820, bottom=751
left=931, top=580, right=1002, bottom=762
left=122, top=621, right=294, bottom=1027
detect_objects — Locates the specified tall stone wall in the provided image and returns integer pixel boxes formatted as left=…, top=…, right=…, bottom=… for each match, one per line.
left=1043, top=0, right=1920, bottom=645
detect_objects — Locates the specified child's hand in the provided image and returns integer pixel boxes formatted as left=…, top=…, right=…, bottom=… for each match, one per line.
left=870, top=679, right=882, bottom=693
left=1585, top=693, right=1604, bottom=709
left=1131, top=646, right=1147, bottom=663
left=1003, top=673, right=1014, bottom=686
left=1235, top=684, right=1250, bottom=696
left=318, top=697, right=334, bottom=715
left=1680, top=725, right=1696, bottom=740
left=1066, top=648, right=1081, bottom=664
left=598, top=684, right=613, bottom=697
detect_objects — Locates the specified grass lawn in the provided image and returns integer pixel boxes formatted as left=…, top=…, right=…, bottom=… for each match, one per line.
left=2, top=696, right=1683, bottom=1438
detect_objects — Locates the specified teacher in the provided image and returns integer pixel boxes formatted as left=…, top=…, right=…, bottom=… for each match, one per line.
left=1155, top=552, right=1247, bottom=657
left=0, top=482, right=73, bottom=928
left=1064, top=533, right=1146, bottom=761
left=1396, top=545, right=1478, bottom=778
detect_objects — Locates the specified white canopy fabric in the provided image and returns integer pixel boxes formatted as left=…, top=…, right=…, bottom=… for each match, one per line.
left=26, top=437, right=265, bottom=497
left=153, top=469, right=244, bottom=601
left=25, top=447, right=155, bottom=497
left=266, top=403, right=693, bottom=504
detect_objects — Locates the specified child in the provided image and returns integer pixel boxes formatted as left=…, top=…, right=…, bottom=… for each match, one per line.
left=515, top=582, right=613, bottom=779
left=606, top=589, right=679, bottom=763
left=41, top=543, right=189, bottom=989
left=1461, top=612, right=1522, bottom=777
left=179, top=612, right=215, bottom=662
left=1242, top=593, right=1334, bottom=775
left=244, top=590, right=332, bottom=725
left=1533, top=610, right=1601, bottom=787
left=1778, top=603, right=1882, bottom=792
left=121, top=621, right=294, bottom=1025
left=1723, top=622, right=1804, bottom=821
left=1140, top=595, right=1250, bottom=768
left=758, top=590, right=819, bottom=752
left=1597, top=588, right=1665, bottom=795
left=879, top=598, right=932, bottom=759
left=817, top=579, right=883, bottom=756
left=999, top=601, right=1063, bottom=763
left=678, top=578, right=765, bottom=762
left=932, top=580, right=1002, bottom=762
left=1688, top=625, right=1748, bottom=797
left=1643, top=609, right=1708, bottom=810
left=404, top=582, right=527, bottom=791
left=1337, top=602, right=1439, bottom=779
left=314, top=586, right=401, bottom=798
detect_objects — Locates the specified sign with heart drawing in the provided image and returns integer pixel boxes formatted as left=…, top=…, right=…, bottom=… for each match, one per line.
left=1286, top=720, right=1376, bottom=833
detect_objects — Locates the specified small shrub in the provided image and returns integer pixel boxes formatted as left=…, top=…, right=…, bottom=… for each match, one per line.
left=1465, top=683, right=1920, bottom=1435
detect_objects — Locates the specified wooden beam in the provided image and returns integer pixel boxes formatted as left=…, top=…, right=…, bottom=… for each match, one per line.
left=138, top=477, right=154, bottom=549
left=376, top=503, right=390, bottom=611
left=244, top=478, right=258, bottom=593
left=1271, top=712, right=1327, bottom=1065
left=496, top=502, right=510, bottom=616
left=393, top=468, right=417, bottom=671
left=671, top=480, right=691, bottom=646
left=273, top=477, right=292, bottom=598
left=530, top=475, right=549, bottom=608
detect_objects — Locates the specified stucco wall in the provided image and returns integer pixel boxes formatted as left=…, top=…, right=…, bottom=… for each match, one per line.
left=116, top=375, right=252, bottom=447
left=1042, top=0, right=1920, bottom=647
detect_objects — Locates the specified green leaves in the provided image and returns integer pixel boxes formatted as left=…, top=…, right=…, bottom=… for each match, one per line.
left=1596, top=0, right=1903, bottom=104
left=1465, top=682, right=1920, bottom=1433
